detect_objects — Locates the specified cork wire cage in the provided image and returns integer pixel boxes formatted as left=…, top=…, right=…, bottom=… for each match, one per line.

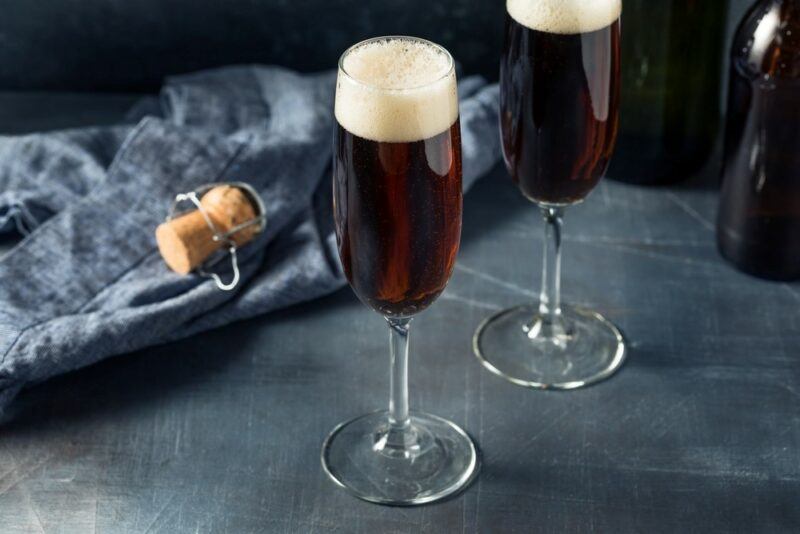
left=166, top=182, right=267, bottom=291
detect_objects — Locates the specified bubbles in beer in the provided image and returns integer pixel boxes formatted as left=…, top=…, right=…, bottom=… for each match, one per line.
left=506, top=0, right=621, bottom=35
left=335, top=37, right=458, bottom=143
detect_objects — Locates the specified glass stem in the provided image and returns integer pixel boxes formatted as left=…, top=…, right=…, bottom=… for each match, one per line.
left=375, top=317, right=420, bottom=456
left=531, top=206, right=567, bottom=340
left=387, top=317, right=412, bottom=431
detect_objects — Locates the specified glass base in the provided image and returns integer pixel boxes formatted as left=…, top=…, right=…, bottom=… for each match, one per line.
left=473, top=304, right=626, bottom=389
left=321, top=410, right=479, bottom=506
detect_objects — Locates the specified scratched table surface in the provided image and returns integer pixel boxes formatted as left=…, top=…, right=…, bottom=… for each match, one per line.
left=0, top=93, right=798, bottom=534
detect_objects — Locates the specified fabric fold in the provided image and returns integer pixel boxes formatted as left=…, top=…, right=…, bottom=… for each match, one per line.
left=0, top=65, right=500, bottom=413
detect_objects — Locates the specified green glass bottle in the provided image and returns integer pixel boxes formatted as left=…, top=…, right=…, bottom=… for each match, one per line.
left=609, top=0, right=730, bottom=184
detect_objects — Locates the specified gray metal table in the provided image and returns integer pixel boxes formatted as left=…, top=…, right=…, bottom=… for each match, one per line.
left=0, top=94, right=798, bottom=533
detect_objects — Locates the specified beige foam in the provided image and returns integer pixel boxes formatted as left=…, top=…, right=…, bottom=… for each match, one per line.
left=335, top=38, right=458, bottom=143
left=507, top=0, right=621, bottom=35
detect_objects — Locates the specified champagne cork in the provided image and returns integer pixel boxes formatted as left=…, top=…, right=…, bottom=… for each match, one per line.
left=156, top=185, right=260, bottom=275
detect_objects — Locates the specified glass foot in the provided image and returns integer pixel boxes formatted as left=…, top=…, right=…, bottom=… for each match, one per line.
left=473, top=304, right=626, bottom=389
left=321, top=410, right=479, bottom=506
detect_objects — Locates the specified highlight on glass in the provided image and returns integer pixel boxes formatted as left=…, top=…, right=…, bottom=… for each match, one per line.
left=473, top=0, right=626, bottom=389
left=321, top=36, right=478, bottom=505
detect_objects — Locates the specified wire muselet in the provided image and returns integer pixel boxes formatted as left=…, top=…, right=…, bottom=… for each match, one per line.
left=166, top=182, right=266, bottom=291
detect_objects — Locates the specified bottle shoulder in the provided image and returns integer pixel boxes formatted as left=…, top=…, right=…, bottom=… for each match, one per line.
left=733, top=0, right=800, bottom=79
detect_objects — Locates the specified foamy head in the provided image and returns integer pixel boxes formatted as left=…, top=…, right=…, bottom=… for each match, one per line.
left=335, top=37, right=458, bottom=143
left=507, top=0, right=621, bottom=35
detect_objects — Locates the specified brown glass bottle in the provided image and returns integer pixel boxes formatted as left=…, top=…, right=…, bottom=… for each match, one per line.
left=717, top=0, right=800, bottom=280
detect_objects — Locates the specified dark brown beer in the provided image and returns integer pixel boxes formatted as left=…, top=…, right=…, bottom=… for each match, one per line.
left=500, top=14, right=621, bottom=205
left=333, top=122, right=462, bottom=317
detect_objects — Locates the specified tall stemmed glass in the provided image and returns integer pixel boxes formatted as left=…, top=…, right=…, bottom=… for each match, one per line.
left=322, top=36, right=478, bottom=505
left=473, top=0, right=626, bottom=389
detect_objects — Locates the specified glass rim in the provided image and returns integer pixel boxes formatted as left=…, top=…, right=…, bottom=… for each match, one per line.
left=337, top=35, right=456, bottom=92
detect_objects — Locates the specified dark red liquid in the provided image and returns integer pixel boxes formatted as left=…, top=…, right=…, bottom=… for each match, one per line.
left=500, top=15, right=621, bottom=205
left=333, top=121, right=462, bottom=317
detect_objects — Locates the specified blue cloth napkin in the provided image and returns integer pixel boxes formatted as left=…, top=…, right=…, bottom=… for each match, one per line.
left=0, top=65, right=500, bottom=412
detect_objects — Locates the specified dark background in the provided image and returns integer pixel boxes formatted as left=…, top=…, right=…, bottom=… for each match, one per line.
left=0, top=0, right=504, bottom=91
left=0, top=0, right=752, bottom=92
